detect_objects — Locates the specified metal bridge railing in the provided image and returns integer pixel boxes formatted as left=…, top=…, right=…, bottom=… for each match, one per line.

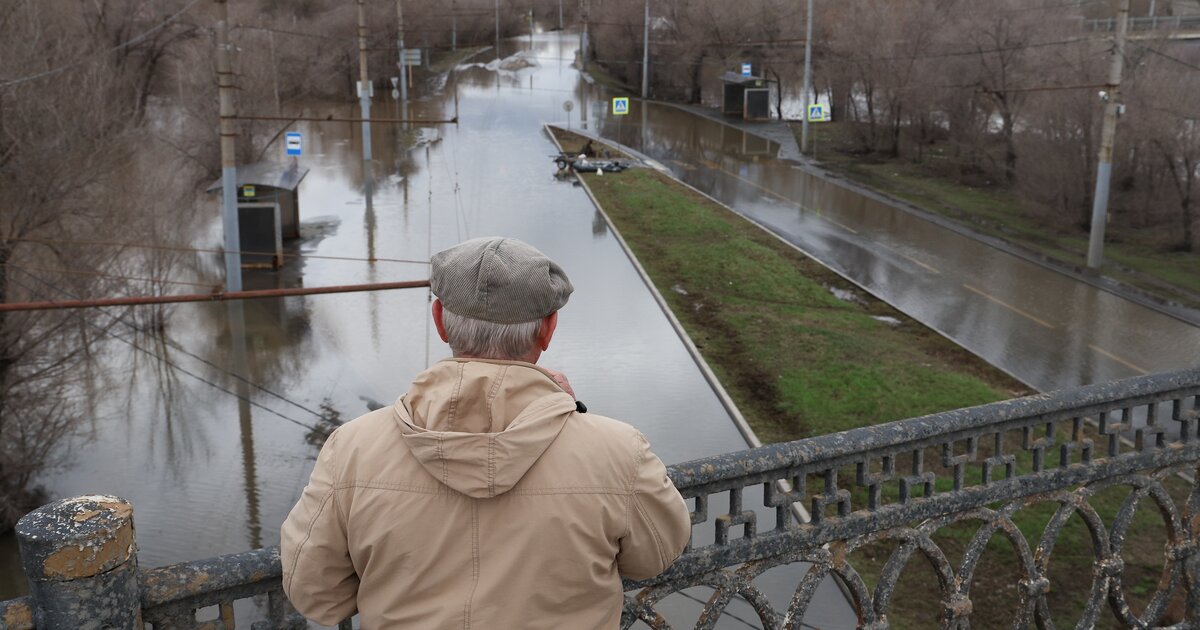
left=1, top=368, right=1198, bottom=629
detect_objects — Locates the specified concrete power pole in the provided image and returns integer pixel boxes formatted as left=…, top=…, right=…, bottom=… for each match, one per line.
left=495, top=0, right=501, bottom=59
left=641, top=0, right=649, bottom=99
left=214, top=0, right=241, bottom=292
left=1086, top=0, right=1130, bottom=269
left=357, top=0, right=373, bottom=168
left=800, top=0, right=814, bottom=153
left=580, top=0, right=589, bottom=72
left=397, top=0, right=407, bottom=102
left=559, top=0, right=563, bottom=30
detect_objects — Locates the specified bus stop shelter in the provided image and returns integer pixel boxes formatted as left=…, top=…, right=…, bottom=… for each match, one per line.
left=206, top=162, right=309, bottom=269
left=720, top=72, right=771, bottom=121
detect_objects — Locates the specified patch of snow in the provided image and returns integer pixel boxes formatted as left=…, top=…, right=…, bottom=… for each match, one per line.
left=827, top=286, right=866, bottom=305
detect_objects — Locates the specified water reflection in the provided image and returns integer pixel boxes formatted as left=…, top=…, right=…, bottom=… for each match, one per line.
left=10, top=35, right=760, bottom=612
left=589, top=102, right=1200, bottom=393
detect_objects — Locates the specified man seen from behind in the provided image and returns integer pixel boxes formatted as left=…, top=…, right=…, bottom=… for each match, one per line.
left=281, top=236, right=693, bottom=629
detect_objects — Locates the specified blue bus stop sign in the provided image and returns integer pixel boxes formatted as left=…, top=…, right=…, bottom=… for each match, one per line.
left=285, top=132, right=302, bottom=156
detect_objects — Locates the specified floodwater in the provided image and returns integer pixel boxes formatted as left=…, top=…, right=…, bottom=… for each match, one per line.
left=15, top=25, right=1192, bottom=627
left=1, top=33, right=858, bottom=629
left=588, top=102, right=1200, bottom=392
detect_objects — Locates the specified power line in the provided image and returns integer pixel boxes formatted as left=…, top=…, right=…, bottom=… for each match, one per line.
left=232, top=24, right=348, bottom=41
left=0, top=0, right=204, bottom=89
left=9, top=266, right=330, bottom=421
left=519, top=35, right=1096, bottom=70
left=10, top=236, right=431, bottom=266
left=0, top=279, right=432, bottom=313
left=8, top=268, right=328, bottom=433
left=1137, top=43, right=1200, bottom=73
left=2, top=262, right=219, bottom=290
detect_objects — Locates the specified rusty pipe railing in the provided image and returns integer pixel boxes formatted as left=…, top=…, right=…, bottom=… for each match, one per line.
left=2, top=367, right=1198, bottom=628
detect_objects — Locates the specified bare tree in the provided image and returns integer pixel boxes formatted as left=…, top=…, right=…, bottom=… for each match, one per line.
left=1127, top=53, right=1200, bottom=251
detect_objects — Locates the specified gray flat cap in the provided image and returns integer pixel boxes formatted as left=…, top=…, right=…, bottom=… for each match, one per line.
left=431, top=237, right=574, bottom=324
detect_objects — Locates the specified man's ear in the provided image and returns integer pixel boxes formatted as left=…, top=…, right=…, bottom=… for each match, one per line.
left=537, top=311, right=558, bottom=351
left=432, top=299, right=450, bottom=342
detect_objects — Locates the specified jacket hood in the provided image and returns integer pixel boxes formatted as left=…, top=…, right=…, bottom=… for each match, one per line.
left=392, top=359, right=578, bottom=498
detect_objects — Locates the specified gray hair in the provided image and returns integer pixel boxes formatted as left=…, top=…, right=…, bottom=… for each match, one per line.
left=442, top=308, right=542, bottom=360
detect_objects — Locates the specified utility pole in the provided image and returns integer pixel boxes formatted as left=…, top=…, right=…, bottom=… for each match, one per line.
left=1086, top=0, right=1130, bottom=269
left=641, top=0, right=649, bottom=99
left=214, top=0, right=248, bottom=395
left=214, top=0, right=241, bottom=292
left=529, top=5, right=534, bottom=50
left=268, top=29, right=281, bottom=115
left=800, top=0, right=814, bottom=153
left=396, top=0, right=408, bottom=102
left=580, top=0, right=589, bottom=72
left=451, top=0, right=457, bottom=51
left=495, top=0, right=500, bottom=59
left=357, top=0, right=373, bottom=168
left=558, top=0, right=563, bottom=30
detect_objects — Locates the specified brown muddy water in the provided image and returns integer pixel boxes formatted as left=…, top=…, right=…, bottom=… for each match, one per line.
left=1, top=34, right=857, bottom=629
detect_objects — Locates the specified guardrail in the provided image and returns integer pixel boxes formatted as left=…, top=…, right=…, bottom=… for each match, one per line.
left=2, top=368, right=1199, bottom=628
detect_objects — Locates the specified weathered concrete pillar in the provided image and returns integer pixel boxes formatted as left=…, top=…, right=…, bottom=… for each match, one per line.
left=15, top=495, right=141, bottom=629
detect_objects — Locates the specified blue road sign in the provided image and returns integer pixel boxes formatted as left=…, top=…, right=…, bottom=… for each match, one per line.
left=285, top=132, right=303, bottom=156
left=807, top=104, right=830, bottom=122
left=741, top=62, right=752, bottom=77
left=612, top=97, right=630, bottom=116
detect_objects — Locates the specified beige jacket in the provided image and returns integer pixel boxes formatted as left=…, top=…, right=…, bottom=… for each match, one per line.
left=280, top=359, right=692, bottom=629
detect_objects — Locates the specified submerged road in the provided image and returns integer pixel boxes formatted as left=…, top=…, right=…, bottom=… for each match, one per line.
left=583, top=100, right=1200, bottom=393
left=0, top=32, right=859, bottom=629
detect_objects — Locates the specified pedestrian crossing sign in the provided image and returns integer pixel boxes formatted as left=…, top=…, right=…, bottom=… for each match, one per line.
left=612, top=97, right=630, bottom=116
left=807, top=103, right=831, bottom=122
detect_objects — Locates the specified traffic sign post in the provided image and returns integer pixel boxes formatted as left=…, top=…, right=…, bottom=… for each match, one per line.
left=400, top=49, right=422, bottom=66
left=285, top=132, right=303, bottom=156
left=807, top=104, right=830, bottom=123
left=612, top=97, right=630, bottom=144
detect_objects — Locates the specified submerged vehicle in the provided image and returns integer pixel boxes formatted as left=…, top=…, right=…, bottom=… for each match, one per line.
left=552, top=152, right=627, bottom=174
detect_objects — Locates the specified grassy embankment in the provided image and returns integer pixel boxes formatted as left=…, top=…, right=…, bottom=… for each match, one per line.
left=800, top=121, right=1200, bottom=312
left=551, top=126, right=1188, bottom=628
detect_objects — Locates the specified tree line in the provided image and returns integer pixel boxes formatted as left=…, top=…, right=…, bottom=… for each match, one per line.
left=588, top=0, right=1199, bottom=254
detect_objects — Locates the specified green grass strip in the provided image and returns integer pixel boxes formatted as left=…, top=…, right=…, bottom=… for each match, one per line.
left=580, top=163, right=1026, bottom=442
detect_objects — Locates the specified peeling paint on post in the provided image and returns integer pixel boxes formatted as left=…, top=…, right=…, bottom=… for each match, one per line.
left=15, top=495, right=141, bottom=629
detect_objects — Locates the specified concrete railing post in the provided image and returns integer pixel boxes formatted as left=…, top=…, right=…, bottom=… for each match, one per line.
left=15, top=495, right=141, bottom=629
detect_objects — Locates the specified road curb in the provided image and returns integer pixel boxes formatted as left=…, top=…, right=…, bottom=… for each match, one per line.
left=542, top=124, right=764, bottom=451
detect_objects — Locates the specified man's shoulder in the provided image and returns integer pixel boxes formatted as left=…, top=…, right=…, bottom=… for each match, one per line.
left=556, top=411, right=648, bottom=457
left=324, top=406, right=400, bottom=449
